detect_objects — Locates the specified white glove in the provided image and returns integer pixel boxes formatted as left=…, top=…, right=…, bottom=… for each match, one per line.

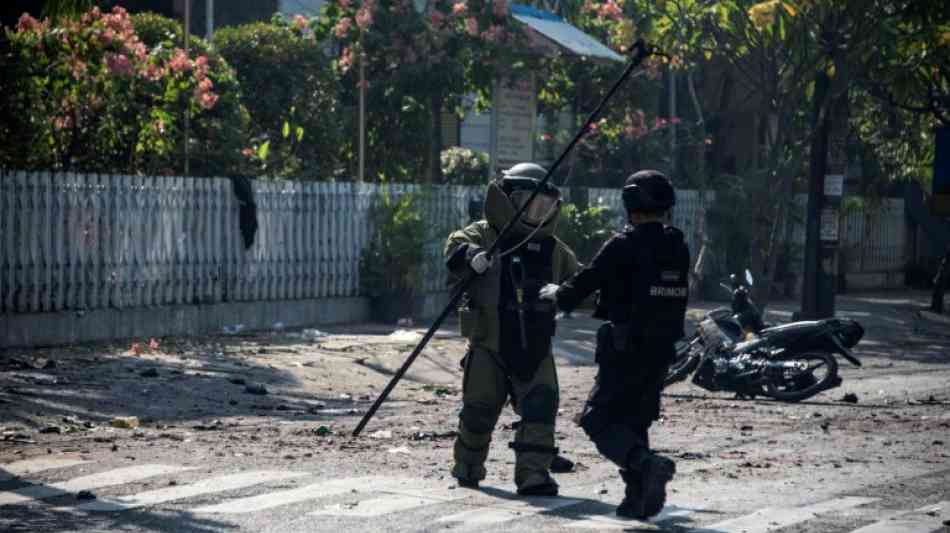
left=539, top=283, right=560, bottom=302
left=470, top=251, right=492, bottom=274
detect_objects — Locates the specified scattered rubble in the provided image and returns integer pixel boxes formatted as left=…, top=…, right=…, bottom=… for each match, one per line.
left=387, top=329, right=423, bottom=344
left=110, top=416, right=140, bottom=429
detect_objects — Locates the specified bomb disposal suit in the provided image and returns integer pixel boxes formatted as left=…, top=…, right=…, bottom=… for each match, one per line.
left=541, top=170, right=689, bottom=519
left=444, top=163, right=579, bottom=496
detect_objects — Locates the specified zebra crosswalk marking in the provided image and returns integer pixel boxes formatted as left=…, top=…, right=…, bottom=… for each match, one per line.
left=0, top=458, right=90, bottom=482
left=848, top=501, right=950, bottom=533
left=570, top=505, right=690, bottom=529
left=693, top=496, right=879, bottom=533
left=68, top=470, right=308, bottom=512
left=0, top=464, right=194, bottom=506
left=437, top=495, right=584, bottom=529
left=309, top=488, right=464, bottom=518
left=193, top=476, right=403, bottom=514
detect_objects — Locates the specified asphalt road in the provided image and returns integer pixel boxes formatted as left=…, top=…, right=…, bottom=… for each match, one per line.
left=1, top=291, right=949, bottom=532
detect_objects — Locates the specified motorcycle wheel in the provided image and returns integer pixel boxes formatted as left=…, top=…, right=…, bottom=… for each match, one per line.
left=664, top=336, right=702, bottom=388
left=765, top=352, right=839, bottom=402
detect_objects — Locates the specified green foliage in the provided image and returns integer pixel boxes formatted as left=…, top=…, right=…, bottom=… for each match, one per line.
left=0, top=7, right=247, bottom=176
left=440, top=147, right=490, bottom=185
left=359, top=190, right=429, bottom=299
left=312, top=0, right=540, bottom=181
left=556, top=203, right=616, bottom=264
left=214, top=20, right=343, bottom=178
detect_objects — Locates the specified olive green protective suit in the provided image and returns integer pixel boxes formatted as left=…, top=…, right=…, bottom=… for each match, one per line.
left=445, top=181, right=579, bottom=491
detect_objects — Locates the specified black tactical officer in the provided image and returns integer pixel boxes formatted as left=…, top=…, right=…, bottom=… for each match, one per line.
left=540, top=170, right=689, bottom=519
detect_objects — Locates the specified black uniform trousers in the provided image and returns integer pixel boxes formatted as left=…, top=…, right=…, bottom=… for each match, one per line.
left=579, top=338, right=672, bottom=469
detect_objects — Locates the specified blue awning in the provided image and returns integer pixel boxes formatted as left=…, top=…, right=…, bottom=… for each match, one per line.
left=511, top=4, right=624, bottom=63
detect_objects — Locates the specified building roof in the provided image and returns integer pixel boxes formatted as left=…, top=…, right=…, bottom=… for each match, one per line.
left=511, top=4, right=624, bottom=63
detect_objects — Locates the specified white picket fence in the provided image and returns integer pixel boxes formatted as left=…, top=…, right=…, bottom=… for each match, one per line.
left=0, top=171, right=909, bottom=316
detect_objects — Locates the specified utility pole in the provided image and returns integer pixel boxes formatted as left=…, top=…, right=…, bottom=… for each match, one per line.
left=205, top=0, right=213, bottom=41
left=800, top=72, right=838, bottom=319
left=358, top=46, right=366, bottom=182
left=183, top=0, right=191, bottom=176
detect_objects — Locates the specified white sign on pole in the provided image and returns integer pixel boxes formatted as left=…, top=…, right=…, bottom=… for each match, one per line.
left=820, top=207, right=839, bottom=242
left=824, top=174, right=844, bottom=197
left=491, top=74, right=536, bottom=173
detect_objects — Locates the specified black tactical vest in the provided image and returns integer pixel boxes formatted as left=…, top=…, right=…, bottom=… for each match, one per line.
left=630, top=225, right=689, bottom=346
left=497, top=235, right=557, bottom=380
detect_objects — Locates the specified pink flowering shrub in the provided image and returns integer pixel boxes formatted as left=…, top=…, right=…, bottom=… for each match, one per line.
left=0, top=8, right=247, bottom=175
left=311, top=0, right=535, bottom=181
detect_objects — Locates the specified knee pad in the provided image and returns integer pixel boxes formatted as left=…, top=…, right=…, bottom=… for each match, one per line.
left=521, top=385, right=557, bottom=425
left=460, top=403, right=497, bottom=434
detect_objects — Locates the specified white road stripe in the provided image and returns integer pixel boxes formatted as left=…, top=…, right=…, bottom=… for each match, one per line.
left=438, top=495, right=583, bottom=528
left=570, top=505, right=688, bottom=529
left=849, top=501, right=950, bottom=533
left=70, top=470, right=308, bottom=512
left=694, top=497, right=879, bottom=533
left=0, top=464, right=194, bottom=506
left=310, top=488, right=463, bottom=518
left=194, top=476, right=402, bottom=514
left=0, top=458, right=90, bottom=482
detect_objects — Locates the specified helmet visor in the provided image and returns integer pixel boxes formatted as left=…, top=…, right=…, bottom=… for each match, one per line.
left=510, top=190, right=557, bottom=225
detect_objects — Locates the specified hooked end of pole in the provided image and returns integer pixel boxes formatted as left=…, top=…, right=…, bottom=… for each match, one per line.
left=629, top=39, right=657, bottom=62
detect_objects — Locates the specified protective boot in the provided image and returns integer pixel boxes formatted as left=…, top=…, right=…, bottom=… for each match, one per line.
left=451, top=462, right=486, bottom=489
left=550, top=454, right=575, bottom=473
left=636, top=453, right=676, bottom=518
left=515, top=470, right=559, bottom=496
left=615, top=468, right=643, bottom=518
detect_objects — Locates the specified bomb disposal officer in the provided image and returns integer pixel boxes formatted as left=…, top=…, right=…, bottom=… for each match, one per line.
left=539, top=170, right=689, bottom=518
left=445, top=163, right=579, bottom=496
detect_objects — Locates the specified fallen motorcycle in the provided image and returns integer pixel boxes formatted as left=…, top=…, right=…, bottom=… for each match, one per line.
left=664, top=270, right=864, bottom=402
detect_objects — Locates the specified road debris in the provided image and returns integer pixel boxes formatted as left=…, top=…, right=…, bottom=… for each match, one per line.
left=841, top=392, right=859, bottom=403
left=110, top=416, right=140, bottom=429
left=388, top=329, right=423, bottom=344
left=409, top=430, right=457, bottom=441
left=369, top=430, right=393, bottom=439
left=387, top=445, right=412, bottom=454
left=301, top=329, right=329, bottom=340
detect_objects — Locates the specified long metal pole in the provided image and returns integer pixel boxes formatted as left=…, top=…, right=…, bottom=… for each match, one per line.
left=352, top=41, right=653, bottom=436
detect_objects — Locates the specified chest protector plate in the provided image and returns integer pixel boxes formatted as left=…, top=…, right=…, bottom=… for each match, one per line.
left=498, top=236, right=557, bottom=381
left=631, top=226, right=689, bottom=347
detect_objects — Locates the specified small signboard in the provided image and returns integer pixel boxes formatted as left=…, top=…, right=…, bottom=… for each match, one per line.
left=824, top=174, right=844, bottom=197
left=491, top=74, right=537, bottom=174
left=820, top=207, right=839, bottom=242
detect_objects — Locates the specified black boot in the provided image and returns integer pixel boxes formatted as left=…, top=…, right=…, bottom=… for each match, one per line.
left=550, top=454, right=575, bottom=473
left=638, top=453, right=675, bottom=518
left=615, top=468, right=643, bottom=518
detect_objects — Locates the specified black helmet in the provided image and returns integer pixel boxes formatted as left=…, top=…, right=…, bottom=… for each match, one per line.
left=622, top=170, right=675, bottom=213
